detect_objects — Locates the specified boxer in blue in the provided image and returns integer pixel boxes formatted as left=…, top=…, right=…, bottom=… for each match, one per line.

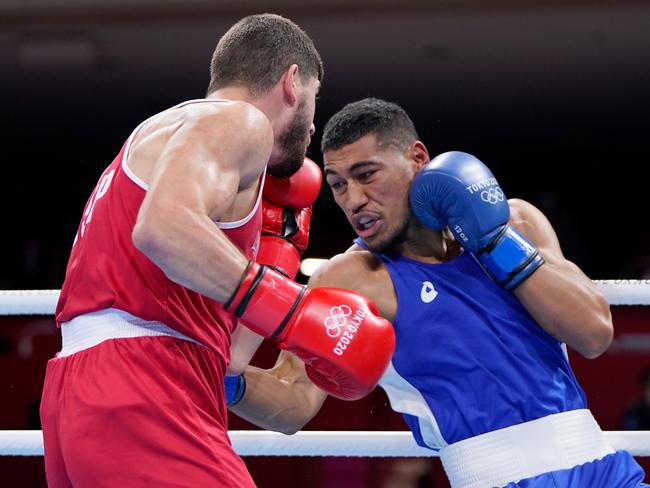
left=226, top=98, right=648, bottom=487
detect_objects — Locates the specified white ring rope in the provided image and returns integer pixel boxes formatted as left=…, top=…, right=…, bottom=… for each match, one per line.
left=1, top=282, right=648, bottom=460
left=1, top=281, right=649, bottom=315
left=0, top=430, right=648, bottom=457
left=0, top=290, right=60, bottom=315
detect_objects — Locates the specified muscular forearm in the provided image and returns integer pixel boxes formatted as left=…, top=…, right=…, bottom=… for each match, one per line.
left=229, top=354, right=327, bottom=435
left=515, top=261, right=613, bottom=358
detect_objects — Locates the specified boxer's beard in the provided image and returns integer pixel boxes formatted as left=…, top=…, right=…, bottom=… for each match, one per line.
left=270, top=99, right=311, bottom=178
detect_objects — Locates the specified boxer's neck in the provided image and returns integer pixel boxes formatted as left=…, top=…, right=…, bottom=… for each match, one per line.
left=397, top=221, right=460, bottom=264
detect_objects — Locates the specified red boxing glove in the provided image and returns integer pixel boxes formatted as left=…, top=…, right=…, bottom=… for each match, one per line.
left=258, top=158, right=322, bottom=278
left=225, top=262, right=395, bottom=400
left=264, top=157, right=322, bottom=210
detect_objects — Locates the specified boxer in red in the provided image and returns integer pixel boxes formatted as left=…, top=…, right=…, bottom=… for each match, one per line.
left=40, top=14, right=395, bottom=488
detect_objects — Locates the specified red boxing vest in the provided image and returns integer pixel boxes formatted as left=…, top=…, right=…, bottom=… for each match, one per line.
left=56, top=108, right=262, bottom=362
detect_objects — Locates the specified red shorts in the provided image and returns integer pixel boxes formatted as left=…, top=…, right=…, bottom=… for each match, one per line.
left=40, top=336, right=256, bottom=488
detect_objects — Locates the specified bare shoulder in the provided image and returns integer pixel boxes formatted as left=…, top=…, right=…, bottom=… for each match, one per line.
left=196, top=100, right=269, bottom=132
left=186, top=101, right=272, bottom=154
left=309, top=250, right=397, bottom=320
left=508, top=198, right=562, bottom=257
left=309, top=250, right=380, bottom=291
left=508, top=198, right=542, bottom=220
left=508, top=198, right=551, bottom=231
left=171, top=100, right=272, bottom=183
left=129, top=100, right=272, bottom=183
left=139, top=99, right=269, bottom=142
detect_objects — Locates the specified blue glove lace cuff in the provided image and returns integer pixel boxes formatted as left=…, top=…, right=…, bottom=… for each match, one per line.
left=475, top=225, right=545, bottom=291
left=225, top=374, right=246, bottom=406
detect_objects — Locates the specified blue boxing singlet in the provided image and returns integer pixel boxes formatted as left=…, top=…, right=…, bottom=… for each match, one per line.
left=374, top=250, right=587, bottom=449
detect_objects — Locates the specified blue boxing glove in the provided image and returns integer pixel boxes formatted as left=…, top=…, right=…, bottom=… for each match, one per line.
left=224, top=374, right=246, bottom=406
left=410, top=151, right=544, bottom=290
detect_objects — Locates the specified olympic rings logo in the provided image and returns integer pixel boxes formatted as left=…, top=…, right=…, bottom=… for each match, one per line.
left=480, top=187, right=505, bottom=205
left=323, top=304, right=352, bottom=338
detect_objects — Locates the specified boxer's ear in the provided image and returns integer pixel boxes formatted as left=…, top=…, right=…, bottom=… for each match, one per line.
left=410, top=141, right=430, bottom=171
left=280, top=64, right=300, bottom=106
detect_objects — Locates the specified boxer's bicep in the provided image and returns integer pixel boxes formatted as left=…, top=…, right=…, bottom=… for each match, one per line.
left=509, top=199, right=612, bottom=358
left=132, top=104, right=272, bottom=302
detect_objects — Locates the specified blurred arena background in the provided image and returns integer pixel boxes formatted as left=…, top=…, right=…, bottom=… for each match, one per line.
left=1, top=0, right=650, bottom=486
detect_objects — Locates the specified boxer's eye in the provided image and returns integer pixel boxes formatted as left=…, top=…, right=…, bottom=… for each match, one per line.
left=357, top=171, right=376, bottom=182
left=328, top=180, right=345, bottom=191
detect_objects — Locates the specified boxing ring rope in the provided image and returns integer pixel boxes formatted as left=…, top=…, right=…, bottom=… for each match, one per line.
left=1, top=430, right=649, bottom=457
left=1, top=280, right=649, bottom=457
left=1, top=280, right=650, bottom=315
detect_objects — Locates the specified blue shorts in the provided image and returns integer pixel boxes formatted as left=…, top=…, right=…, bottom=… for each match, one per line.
left=506, top=451, right=647, bottom=487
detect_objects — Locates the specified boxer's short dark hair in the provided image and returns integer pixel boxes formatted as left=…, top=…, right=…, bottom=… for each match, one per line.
left=207, top=13, right=323, bottom=96
left=321, top=98, right=419, bottom=153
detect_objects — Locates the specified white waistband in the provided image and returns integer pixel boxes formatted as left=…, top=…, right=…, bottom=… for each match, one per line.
left=439, top=409, right=614, bottom=488
left=59, top=308, right=202, bottom=357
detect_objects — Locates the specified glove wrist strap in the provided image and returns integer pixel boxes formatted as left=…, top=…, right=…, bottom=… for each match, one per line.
left=224, top=374, right=246, bottom=406
left=475, top=225, right=545, bottom=291
left=224, top=261, right=304, bottom=337
left=223, top=261, right=263, bottom=314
